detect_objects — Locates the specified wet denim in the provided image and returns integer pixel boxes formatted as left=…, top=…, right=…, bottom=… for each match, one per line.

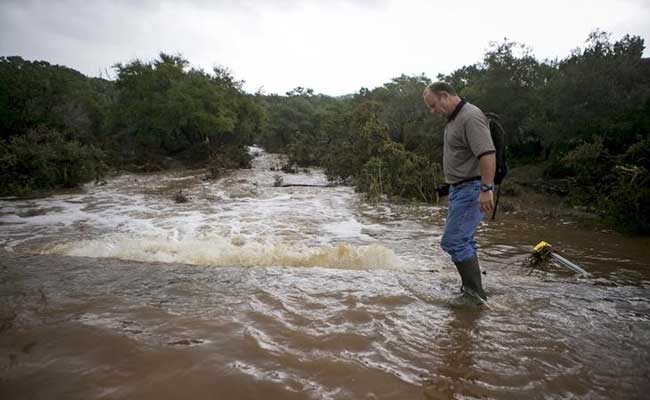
left=440, top=180, right=483, bottom=263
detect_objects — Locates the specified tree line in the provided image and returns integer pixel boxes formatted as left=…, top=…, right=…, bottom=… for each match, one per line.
left=1, top=31, right=649, bottom=233
left=0, top=53, right=262, bottom=194
left=258, top=31, right=650, bottom=234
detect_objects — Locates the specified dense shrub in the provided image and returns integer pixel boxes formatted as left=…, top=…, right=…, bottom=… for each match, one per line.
left=602, top=139, right=650, bottom=233
left=0, top=127, right=104, bottom=195
left=603, top=166, right=650, bottom=233
left=0, top=54, right=260, bottom=194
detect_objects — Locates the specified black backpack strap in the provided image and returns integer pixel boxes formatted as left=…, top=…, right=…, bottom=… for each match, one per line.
left=485, top=112, right=507, bottom=221
left=491, top=184, right=501, bottom=221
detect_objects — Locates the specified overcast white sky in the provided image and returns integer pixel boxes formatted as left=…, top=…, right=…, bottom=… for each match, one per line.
left=1, top=0, right=649, bottom=96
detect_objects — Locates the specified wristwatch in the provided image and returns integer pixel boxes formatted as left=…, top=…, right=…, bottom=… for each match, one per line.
left=480, top=183, right=495, bottom=192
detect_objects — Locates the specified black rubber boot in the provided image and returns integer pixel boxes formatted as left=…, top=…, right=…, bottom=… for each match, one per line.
left=454, top=255, right=487, bottom=303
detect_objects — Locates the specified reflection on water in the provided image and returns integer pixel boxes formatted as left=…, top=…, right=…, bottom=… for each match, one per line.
left=0, top=147, right=649, bottom=399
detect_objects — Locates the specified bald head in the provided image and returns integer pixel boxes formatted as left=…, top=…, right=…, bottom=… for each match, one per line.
left=423, top=81, right=461, bottom=116
left=424, top=81, right=457, bottom=97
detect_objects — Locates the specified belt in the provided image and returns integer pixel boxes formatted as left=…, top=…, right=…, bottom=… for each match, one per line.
left=450, top=176, right=481, bottom=187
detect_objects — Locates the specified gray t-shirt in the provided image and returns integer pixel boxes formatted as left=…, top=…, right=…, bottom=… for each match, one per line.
left=443, top=102, right=496, bottom=184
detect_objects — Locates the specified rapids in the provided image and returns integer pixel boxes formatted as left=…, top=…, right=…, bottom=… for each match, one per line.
left=1, top=147, right=649, bottom=399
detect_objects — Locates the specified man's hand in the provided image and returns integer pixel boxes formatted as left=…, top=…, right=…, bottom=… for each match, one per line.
left=479, top=190, right=494, bottom=214
left=478, top=153, right=496, bottom=215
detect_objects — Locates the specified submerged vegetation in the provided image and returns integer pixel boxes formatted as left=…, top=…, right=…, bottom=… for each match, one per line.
left=1, top=31, right=649, bottom=233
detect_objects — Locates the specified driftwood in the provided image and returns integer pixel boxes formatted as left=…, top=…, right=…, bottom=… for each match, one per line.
left=280, top=184, right=334, bottom=188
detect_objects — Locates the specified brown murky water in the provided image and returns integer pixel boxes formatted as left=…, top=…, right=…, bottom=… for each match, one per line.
left=1, top=148, right=649, bottom=399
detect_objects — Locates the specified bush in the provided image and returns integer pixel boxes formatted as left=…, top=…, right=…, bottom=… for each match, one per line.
left=601, top=139, right=650, bottom=233
left=0, top=126, right=105, bottom=195
left=561, top=138, right=612, bottom=181
left=621, top=138, right=650, bottom=170
left=603, top=167, right=650, bottom=233
left=357, top=143, right=442, bottom=202
left=358, top=157, right=387, bottom=200
left=555, top=138, right=615, bottom=206
left=206, top=144, right=252, bottom=179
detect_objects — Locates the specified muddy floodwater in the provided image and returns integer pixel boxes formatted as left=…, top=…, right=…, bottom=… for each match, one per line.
left=1, top=147, right=649, bottom=399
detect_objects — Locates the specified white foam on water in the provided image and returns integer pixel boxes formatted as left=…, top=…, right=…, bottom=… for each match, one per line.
left=322, top=218, right=374, bottom=241
left=1, top=148, right=444, bottom=270
left=46, top=233, right=401, bottom=269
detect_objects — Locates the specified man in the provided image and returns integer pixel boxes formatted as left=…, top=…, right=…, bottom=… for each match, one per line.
left=423, top=82, right=496, bottom=302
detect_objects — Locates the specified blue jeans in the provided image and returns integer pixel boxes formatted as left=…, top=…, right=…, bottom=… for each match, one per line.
left=441, top=180, right=483, bottom=263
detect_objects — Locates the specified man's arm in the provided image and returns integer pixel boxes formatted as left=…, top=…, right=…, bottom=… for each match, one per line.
left=479, top=153, right=496, bottom=214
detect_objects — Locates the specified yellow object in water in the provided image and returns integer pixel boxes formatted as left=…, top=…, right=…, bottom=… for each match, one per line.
left=531, top=240, right=591, bottom=277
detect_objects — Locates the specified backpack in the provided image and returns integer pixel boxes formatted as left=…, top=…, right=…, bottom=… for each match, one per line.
left=485, top=112, right=508, bottom=185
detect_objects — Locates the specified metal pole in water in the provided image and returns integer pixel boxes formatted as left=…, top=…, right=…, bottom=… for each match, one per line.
left=549, top=252, right=591, bottom=277
left=533, top=241, right=591, bottom=277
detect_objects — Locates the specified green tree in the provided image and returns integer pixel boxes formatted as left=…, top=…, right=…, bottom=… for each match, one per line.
left=110, top=53, right=254, bottom=168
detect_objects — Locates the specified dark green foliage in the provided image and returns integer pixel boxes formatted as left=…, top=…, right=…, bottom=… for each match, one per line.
left=206, top=143, right=253, bottom=179
left=559, top=138, right=614, bottom=205
left=257, top=31, right=649, bottom=233
left=254, top=87, right=341, bottom=165
left=260, top=80, right=445, bottom=202
left=604, top=171, right=650, bottom=234
left=0, top=56, right=111, bottom=140
left=357, top=144, right=441, bottom=202
left=2, top=31, right=649, bottom=233
left=601, top=139, right=650, bottom=233
left=0, top=56, right=111, bottom=194
left=604, top=183, right=649, bottom=233
left=368, top=74, right=432, bottom=150
left=530, top=32, right=649, bottom=159
left=0, top=53, right=259, bottom=194
left=110, top=54, right=258, bottom=168
left=0, top=127, right=104, bottom=195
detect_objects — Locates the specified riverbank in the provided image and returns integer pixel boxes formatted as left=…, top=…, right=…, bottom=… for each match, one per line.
left=495, top=164, right=610, bottom=231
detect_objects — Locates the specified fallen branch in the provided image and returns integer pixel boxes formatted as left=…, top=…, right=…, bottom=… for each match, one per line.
left=280, top=184, right=335, bottom=187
